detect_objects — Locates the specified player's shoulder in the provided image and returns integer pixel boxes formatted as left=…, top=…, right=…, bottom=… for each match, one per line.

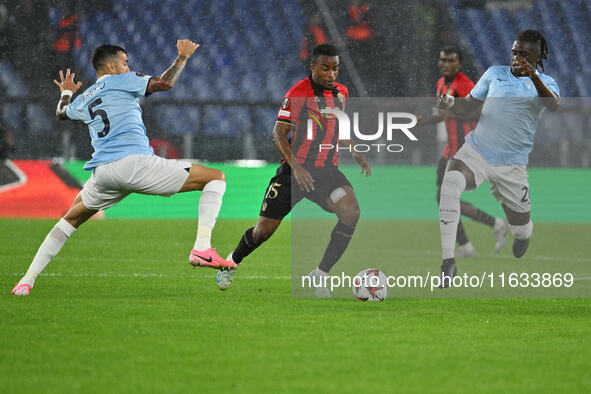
left=334, top=82, right=349, bottom=97
left=285, top=77, right=313, bottom=97
left=106, top=71, right=148, bottom=83
left=455, top=71, right=475, bottom=85
left=485, top=65, right=511, bottom=77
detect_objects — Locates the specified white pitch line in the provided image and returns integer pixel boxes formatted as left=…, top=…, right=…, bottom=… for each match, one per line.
left=8, top=272, right=591, bottom=281
left=9, top=272, right=291, bottom=280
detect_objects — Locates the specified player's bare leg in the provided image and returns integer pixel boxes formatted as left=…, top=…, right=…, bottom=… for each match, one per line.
left=438, top=159, right=476, bottom=287
left=11, top=194, right=97, bottom=296
left=502, top=205, right=532, bottom=258
left=218, top=216, right=282, bottom=290
left=182, top=164, right=236, bottom=270
left=306, top=186, right=360, bottom=298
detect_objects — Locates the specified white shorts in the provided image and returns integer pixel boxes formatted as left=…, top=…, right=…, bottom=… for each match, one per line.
left=453, top=143, right=531, bottom=213
left=80, top=154, right=192, bottom=211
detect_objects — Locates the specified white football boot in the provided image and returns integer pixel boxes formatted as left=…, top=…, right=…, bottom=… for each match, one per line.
left=455, top=242, right=478, bottom=258
left=308, top=268, right=331, bottom=298
left=217, top=253, right=237, bottom=290
left=493, top=218, right=509, bottom=253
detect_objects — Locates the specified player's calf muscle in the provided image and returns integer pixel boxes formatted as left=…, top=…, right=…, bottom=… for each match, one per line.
left=253, top=218, right=280, bottom=243
left=503, top=205, right=530, bottom=225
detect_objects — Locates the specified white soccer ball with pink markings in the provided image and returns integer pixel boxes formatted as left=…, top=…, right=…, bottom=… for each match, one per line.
left=352, top=268, right=388, bottom=301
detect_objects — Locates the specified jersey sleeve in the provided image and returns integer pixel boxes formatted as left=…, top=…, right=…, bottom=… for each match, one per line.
left=277, top=85, right=304, bottom=126
left=541, top=74, right=560, bottom=96
left=116, top=72, right=152, bottom=97
left=469, top=67, right=493, bottom=101
left=65, top=94, right=86, bottom=121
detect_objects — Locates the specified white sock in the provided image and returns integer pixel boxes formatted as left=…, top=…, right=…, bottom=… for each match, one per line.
left=508, top=221, right=533, bottom=240
left=194, top=180, right=226, bottom=251
left=439, top=171, right=466, bottom=259
left=313, top=267, right=328, bottom=276
left=494, top=218, right=504, bottom=230
left=20, top=218, right=76, bottom=287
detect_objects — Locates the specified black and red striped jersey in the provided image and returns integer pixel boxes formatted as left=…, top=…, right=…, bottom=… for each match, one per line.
left=277, top=75, right=349, bottom=168
left=436, top=71, right=476, bottom=159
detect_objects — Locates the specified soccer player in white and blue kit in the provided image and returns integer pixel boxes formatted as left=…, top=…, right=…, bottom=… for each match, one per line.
left=436, top=30, right=560, bottom=286
left=12, top=40, right=236, bottom=296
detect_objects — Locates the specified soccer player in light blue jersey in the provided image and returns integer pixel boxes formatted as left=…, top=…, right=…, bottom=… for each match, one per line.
left=12, top=40, right=236, bottom=296
left=436, top=30, right=560, bottom=287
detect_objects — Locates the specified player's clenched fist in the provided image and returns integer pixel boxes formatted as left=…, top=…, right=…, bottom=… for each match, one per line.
left=177, top=39, right=199, bottom=58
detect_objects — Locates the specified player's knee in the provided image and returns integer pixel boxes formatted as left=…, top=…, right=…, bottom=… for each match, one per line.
left=440, top=170, right=466, bottom=199
left=211, top=169, right=225, bottom=182
left=509, top=221, right=533, bottom=240
left=339, top=205, right=360, bottom=227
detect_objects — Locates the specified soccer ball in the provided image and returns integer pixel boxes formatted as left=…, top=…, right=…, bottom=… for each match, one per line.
left=352, top=268, right=388, bottom=301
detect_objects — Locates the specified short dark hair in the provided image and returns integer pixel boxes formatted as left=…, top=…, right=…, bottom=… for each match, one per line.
left=441, top=46, right=462, bottom=63
left=91, top=45, right=127, bottom=71
left=311, top=44, right=339, bottom=62
left=516, top=30, right=549, bottom=71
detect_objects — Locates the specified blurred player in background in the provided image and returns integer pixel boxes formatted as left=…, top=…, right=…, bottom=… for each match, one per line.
left=417, top=46, right=508, bottom=258
left=218, top=44, right=371, bottom=297
left=437, top=30, right=560, bottom=287
left=11, top=39, right=235, bottom=296
left=299, top=14, right=327, bottom=64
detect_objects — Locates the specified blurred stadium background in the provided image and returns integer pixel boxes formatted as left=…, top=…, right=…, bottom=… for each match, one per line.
left=1, top=0, right=590, bottom=166
left=2, top=3, right=590, bottom=390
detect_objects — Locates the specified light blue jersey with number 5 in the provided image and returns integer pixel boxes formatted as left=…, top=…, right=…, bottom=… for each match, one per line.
left=66, top=72, right=154, bottom=170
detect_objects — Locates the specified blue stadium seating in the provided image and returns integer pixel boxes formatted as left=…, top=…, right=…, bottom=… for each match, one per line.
left=447, top=0, right=591, bottom=97
left=74, top=0, right=305, bottom=136
left=0, top=60, right=52, bottom=133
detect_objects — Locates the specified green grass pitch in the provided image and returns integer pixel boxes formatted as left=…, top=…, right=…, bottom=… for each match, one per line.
left=1, top=218, right=590, bottom=392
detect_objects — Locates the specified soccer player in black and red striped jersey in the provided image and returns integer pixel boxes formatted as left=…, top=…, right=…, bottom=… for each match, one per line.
left=417, top=47, right=508, bottom=257
left=217, top=44, right=371, bottom=297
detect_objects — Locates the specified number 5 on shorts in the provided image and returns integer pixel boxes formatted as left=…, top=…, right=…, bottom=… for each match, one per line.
left=265, top=183, right=281, bottom=199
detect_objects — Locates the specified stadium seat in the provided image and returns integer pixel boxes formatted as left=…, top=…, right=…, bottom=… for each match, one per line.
left=74, top=0, right=304, bottom=124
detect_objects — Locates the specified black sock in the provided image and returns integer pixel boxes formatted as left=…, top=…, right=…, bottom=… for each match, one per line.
left=473, top=209, right=496, bottom=227
left=456, top=219, right=469, bottom=246
left=232, top=227, right=259, bottom=264
left=318, top=221, right=355, bottom=273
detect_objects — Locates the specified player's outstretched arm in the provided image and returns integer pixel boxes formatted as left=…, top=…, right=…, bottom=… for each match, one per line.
left=146, top=39, right=199, bottom=94
left=440, top=94, right=483, bottom=119
left=415, top=111, right=444, bottom=127
left=53, top=68, right=82, bottom=120
left=272, top=121, right=316, bottom=192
